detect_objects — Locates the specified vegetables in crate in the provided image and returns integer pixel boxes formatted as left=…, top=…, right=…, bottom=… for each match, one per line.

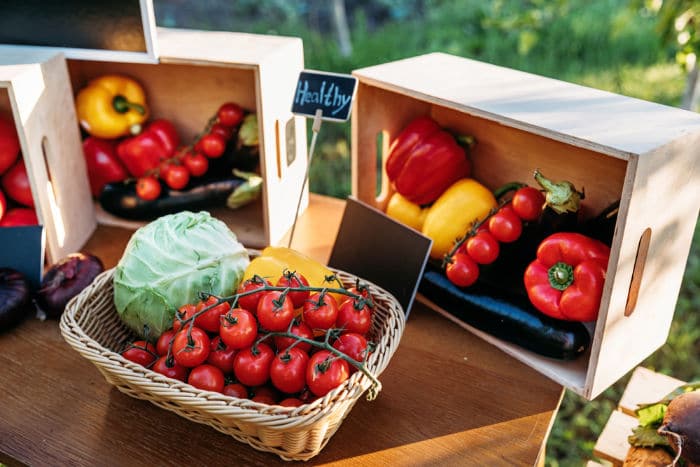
left=116, top=119, right=180, bottom=178
left=113, top=211, right=249, bottom=338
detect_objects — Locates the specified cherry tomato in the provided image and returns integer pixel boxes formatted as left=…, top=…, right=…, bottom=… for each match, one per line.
left=188, top=364, right=225, bottom=392
left=172, top=327, right=210, bottom=368
left=183, top=152, right=209, bottom=177
left=151, top=356, right=188, bottom=382
left=251, top=385, right=280, bottom=403
left=446, top=253, right=479, bottom=288
left=164, top=164, right=190, bottom=190
left=219, top=307, right=257, bottom=350
left=0, top=207, right=38, bottom=227
left=347, top=281, right=374, bottom=306
left=466, top=230, right=500, bottom=265
left=156, top=329, right=176, bottom=356
left=251, top=394, right=277, bottom=405
left=236, top=276, right=271, bottom=313
left=121, top=340, right=157, bottom=367
left=270, top=347, right=309, bottom=394
left=257, top=291, right=295, bottom=332
left=0, top=114, right=20, bottom=176
left=276, top=271, right=310, bottom=309
left=222, top=383, right=249, bottom=398
left=195, top=295, right=230, bottom=333
left=306, top=350, right=350, bottom=397
left=135, top=176, right=161, bottom=201
left=512, top=186, right=545, bottom=221
left=336, top=298, right=372, bottom=336
left=302, top=292, right=338, bottom=332
left=207, top=336, right=236, bottom=374
left=1, top=160, right=33, bottom=207
left=158, top=160, right=172, bottom=180
left=233, top=343, right=275, bottom=387
left=210, top=123, right=233, bottom=141
left=274, top=318, right=313, bottom=353
left=488, top=205, right=523, bottom=243
left=332, top=332, right=370, bottom=367
left=172, top=303, right=197, bottom=332
left=279, top=397, right=303, bottom=407
left=217, top=102, right=245, bottom=127
left=199, top=133, right=226, bottom=158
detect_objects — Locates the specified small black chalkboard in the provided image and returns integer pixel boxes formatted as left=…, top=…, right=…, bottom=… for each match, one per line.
left=0, top=225, right=45, bottom=289
left=328, top=197, right=432, bottom=317
left=291, top=70, right=358, bottom=122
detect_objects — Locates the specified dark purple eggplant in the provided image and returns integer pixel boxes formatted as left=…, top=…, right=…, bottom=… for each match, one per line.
left=36, top=253, right=104, bottom=319
left=0, top=268, right=31, bottom=331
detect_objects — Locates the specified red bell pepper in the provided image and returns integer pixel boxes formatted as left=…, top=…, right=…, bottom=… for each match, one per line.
left=524, top=232, right=610, bottom=322
left=82, top=137, right=129, bottom=197
left=385, top=116, right=471, bottom=205
left=116, top=119, right=180, bottom=178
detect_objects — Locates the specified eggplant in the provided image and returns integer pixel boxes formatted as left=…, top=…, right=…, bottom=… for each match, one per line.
left=99, top=175, right=246, bottom=220
left=579, top=200, right=620, bottom=245
left=0, top=268, right=31, bottom=331
left=419, top=266, right=590, bottom=360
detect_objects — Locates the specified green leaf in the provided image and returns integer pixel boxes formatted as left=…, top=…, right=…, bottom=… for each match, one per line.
left=636, top=403, right=667, bottom=427
left=628, top=425, right=669, bottom=448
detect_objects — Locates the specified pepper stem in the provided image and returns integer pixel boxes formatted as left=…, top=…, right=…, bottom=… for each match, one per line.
left=548, top=262, right=574, bottom=291
left=534, top=169, right=584, bottom=215
left=113, top=95, right=146, bottom=115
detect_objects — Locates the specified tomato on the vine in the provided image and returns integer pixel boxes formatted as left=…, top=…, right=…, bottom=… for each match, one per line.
left=302, top=292, right=338, bottom=332
left=233, top=343, right=275, bottom=387
left=151, top=356, right=188, bottom=382
left=257, top=291, right=295, bottom=332
left=207, top=336, right=236, bottom=373
left=172, top=327, right=210, bottom=368
left=336, top=299, right=372, bottom=336
left=183, top=152, right=208, bottom=177
left=188, top=364, right=225, bottom=392
left=222, top=383, right=248, bottom=398
left=2, top=160, right=33, bottom=207
left=199, top=133, right=226, bottom=158
left=195, top=295, right=229, bottom=333
left=465, top=230, right=500, bottom=265
left=511, top=186, right=545, bottom=222
left=274, top=318, right=313, bottom=353
left=219, top=307, right=257, bottom=350
left=156, top=329, right=176, bottom=356
left=210, top=123, right=233, bottom=141
left=332, top=332, right=370, bottom=367
left=276, top=271, right=310, bottom=309
left=306, top=350, right=350, bottom=397
left=279, top=397, right=303, bottom=407
left=164, top=164, right=190, bottom=190
left=135, top=176, right=161, bottom=201
left=488, top=205, right=523, bottom=243
left=446, top=253, right=479, bottom=287
left=236, top=276, right=271, bottom=313
left=270, top=347, right=309, bottom=394
left=217, top=102, right=245, bottom=128
left=121, top=340, right=157, bottom=367
left=172, top=303, right=197, bottom=332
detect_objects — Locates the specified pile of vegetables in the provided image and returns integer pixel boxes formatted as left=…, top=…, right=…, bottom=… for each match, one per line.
left=0, top=113, right=38, bottom=227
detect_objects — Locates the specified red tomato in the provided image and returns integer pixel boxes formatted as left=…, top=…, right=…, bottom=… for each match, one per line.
left=347, top=282, right=373, bottom=306
left=183, top=152, right=209, bottom=177
left=257, top=291, right=295, bottom=332
left=274, top=318, right=313, bottom=353
left=0, top=189, right=6, bottom=222
left=156, top=329, right=176, bottom=356
left=251, top=394, right=277, bottom=405
left=121, top=340, right=157, bottom=367
left=236, top=276, right=271, bottom=313
left=210, top=123, right=233, bottom=141
left=446, top=253, right=479, bottom=288
left=0, top=115, right=20, bottom=176
left=0, top=208, right=37, bottom=227
left=199, top=133, right=226, bottom=158
left=151, top=356, right=188, bottom=382
left=207, top=336, right=236, bottom=373
left=270, top=347, right=309, bottom=394
left=219, top=307, right=258, bottom=350
left=2, top=160, right=33, bottom=207
left=251, top=385, right=280, bottom=402
left=276, top=271, right=310, bottom=309
left=222, top=383, right=249, bottom=398
left=158, top=160, right=172, bottom=180
left=172, top=327, right=210, bottom=368
left=302, top=292, right=338, bottom=332
left=135, top=176, right=161, bottom=201
left=466, top=231, right=500, bottom=265
left=306, top=350, right=350, bottom=397
left=488, top=205, right=523, bottom=243
left=172, top=303, right=197, bottom=332
left=512, top=186, right=545, bottom=221
left=195, top=296, right=230, bottom=333
left=336, top=299, right=372, bottom=336
left=332, top=332, right=370, bottom=366
left=217, top=102, right=245, bottom=127
left=164, top=164, right=190, bottom=190
left=279, top=397, right=303, bottom=407
left=188, top=364, right=225, bottom=392
left=233, top=343, right=274, bottom=387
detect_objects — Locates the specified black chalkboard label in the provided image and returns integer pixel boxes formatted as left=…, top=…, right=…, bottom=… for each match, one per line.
left=328, top=197, right=432, bottom=317
left=291, top=70, right=358, bottom=122
left=0, top=225, right=45, bottom=289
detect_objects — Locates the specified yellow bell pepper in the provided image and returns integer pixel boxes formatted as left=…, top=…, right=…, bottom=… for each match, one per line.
left=422, top=178, right=497, bottom=259
left=75, top=74, right=149, bottom=139
left=386, top=192, right=429, bottom=231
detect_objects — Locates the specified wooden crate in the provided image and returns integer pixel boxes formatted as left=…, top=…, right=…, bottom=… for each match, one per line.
left=351, top=52, right=700, bottom=399
left=0, top=27, right=307, bottom=251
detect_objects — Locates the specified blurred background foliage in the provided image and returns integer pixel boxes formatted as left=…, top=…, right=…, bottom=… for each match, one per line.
left=154, top=1, right=699, bottom=465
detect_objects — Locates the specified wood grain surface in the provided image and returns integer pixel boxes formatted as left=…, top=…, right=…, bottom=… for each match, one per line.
left=0, top=195, right=564, bottom=466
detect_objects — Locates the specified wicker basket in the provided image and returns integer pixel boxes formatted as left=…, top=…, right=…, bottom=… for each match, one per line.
left=59, top=267, right=405, bottom=461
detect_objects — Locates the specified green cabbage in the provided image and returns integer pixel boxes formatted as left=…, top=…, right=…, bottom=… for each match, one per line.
left=113, top=211, right=249, bottom=339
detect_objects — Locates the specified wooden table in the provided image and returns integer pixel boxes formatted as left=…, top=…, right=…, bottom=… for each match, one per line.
left=0, top=195, right=564, bottom=466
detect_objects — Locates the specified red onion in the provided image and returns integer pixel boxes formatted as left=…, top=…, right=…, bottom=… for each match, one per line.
left=0, top=268, right=31, bottom=331
left=36, top=252, right=104, bottom=319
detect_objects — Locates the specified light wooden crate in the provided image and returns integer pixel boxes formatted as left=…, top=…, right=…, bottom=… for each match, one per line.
left=351, top=52, right=700, bottom=399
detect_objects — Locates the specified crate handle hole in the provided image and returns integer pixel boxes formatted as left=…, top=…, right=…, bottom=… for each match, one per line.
left=274, top=119, right=282, bottom=179
left=624, top=227, right=652, bottom=317
left=375, top=130, right=390, bottom=203
left=41, top=136, right=66, bottom=246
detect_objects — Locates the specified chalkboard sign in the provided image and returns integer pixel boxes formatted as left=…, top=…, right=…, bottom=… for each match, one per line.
left=292, top=70, right=358, bottom=122
left=0, top=0, right=157, bottom=63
